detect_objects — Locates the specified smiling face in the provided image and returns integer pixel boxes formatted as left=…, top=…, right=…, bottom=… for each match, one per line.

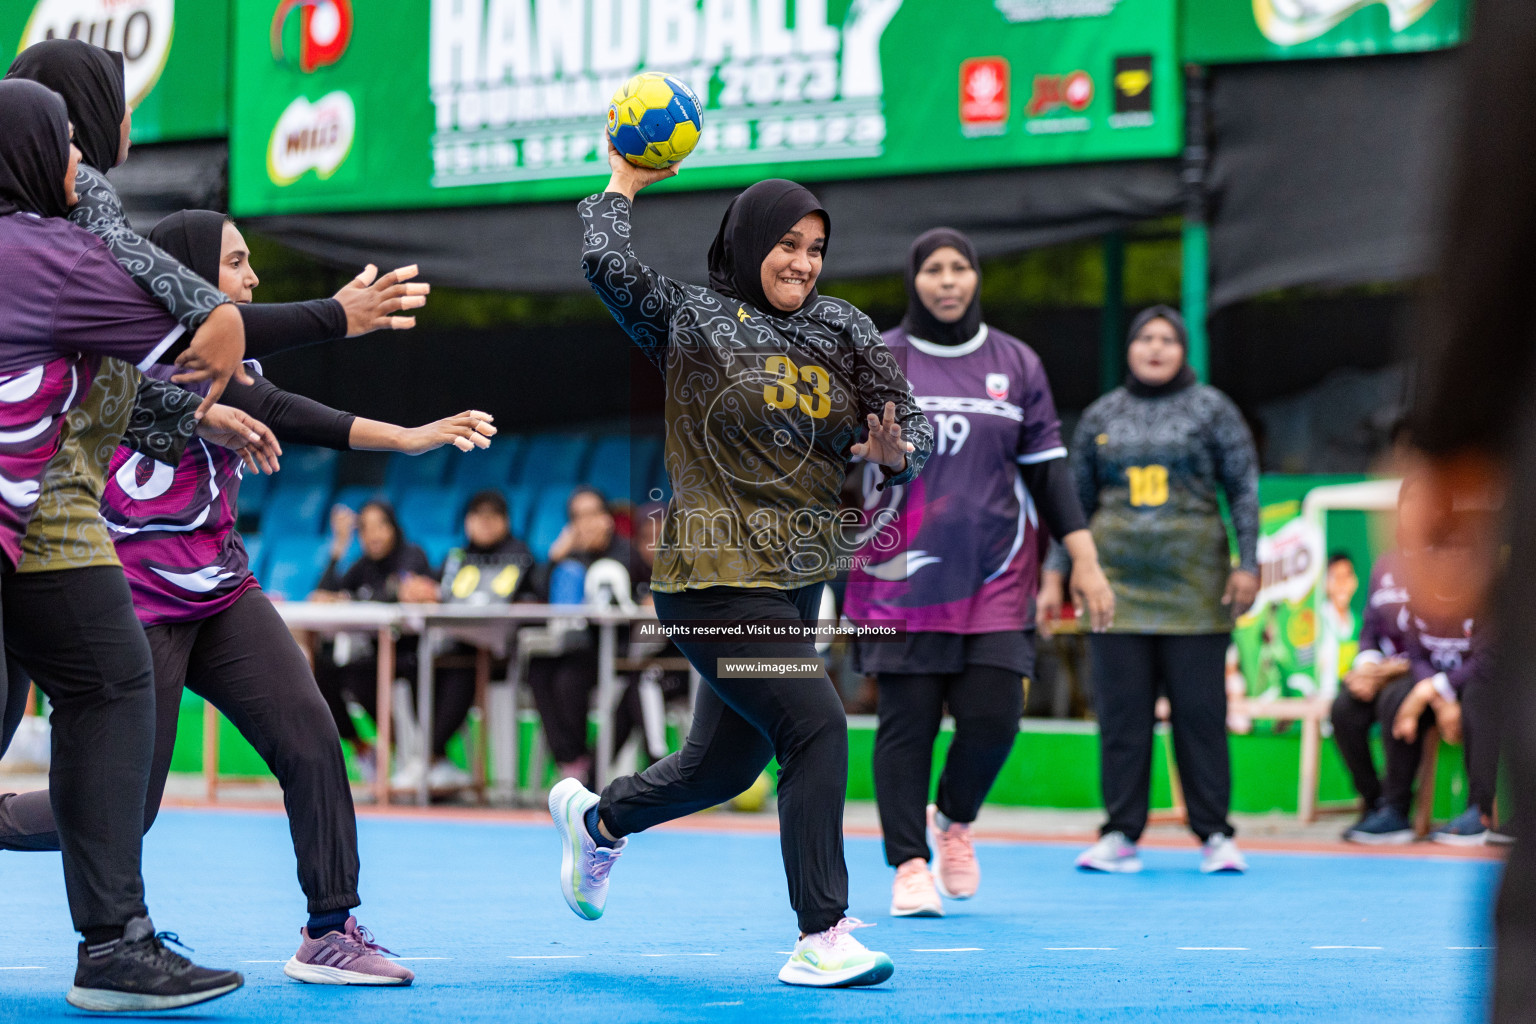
left=759, top=212, right=826, bottom=313
left=914, top=245, right=978, bottom=325
left=1126, top=316, right=1184, bottom=387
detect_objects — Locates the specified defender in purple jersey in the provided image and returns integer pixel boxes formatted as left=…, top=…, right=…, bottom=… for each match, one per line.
left=0, top=209, right=491, bottom=987
left=0, top=79, right=243, bottom=1011
left=842, top=228, right=1114, bottom=917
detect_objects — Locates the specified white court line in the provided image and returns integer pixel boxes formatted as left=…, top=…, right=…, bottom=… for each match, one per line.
left=390, top=957, right=451, bottom=961
left=1045, top=947, right=1116, bottom=951
left=1179, top=947, right=1248, bottom=951
left=0, top=966, right=44, bottom=970
left=1312, top=946, right=1382, bottom=950
left=242, top=960, right=287, bottom=963
left=910, top=947, right=983, bottom=952
left=1447, top=946, right=1490, bottom=950
left=508, top=955, right=583, bottom=959
left=641, top=953, right=720, bottom=957
left=703, top=1002, right=744, bottom=1008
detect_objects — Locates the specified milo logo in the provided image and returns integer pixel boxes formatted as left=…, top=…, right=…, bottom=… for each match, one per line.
left=21, top=0, right=174, bottom=107
left=1254, top=0, right=1440, bottom=46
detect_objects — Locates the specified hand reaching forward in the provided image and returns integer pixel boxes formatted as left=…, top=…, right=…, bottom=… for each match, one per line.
left=849, top=401, right=914, bottom=472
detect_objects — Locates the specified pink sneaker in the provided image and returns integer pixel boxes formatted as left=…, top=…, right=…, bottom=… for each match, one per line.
left=928, top=805, right=979, bottom=899
left=283, top=917, right=414, bottom=986
left=890, top=858, right=943, bottom=917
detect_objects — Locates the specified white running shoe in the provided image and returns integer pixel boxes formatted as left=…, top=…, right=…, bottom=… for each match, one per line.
left=426, top=759, right=472, bottom=790
left=549, top=777, right=626, bottom=920
left=1075, top=831, right=1143, bottom=873
left=389, top=758, right=426, bottom=791
left=778, top=919, right=894, bottom=988
left=1200, top=833, right=1248, bottom=874
left=890, top=858, right=943, bottom=918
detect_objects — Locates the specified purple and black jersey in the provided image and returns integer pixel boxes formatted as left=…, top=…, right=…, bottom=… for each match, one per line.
left=102, top=361, right=258, bottom=625
left=843, top=325, right=1064, bottom=634
left=1355, top=551, right=1411, bottom=665
left=0, top=212, right=183, bottom=567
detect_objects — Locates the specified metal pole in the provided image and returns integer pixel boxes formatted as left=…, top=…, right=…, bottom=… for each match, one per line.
left=1181, top=64, right=1211, bottom=382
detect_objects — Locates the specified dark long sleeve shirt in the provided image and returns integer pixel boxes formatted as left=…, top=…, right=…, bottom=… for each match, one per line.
left=1048, top=382, right=1260, bottom=633
left=580, top=191, right=932, bottom=593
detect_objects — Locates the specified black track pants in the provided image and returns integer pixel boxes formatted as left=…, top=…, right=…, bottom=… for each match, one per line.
left=600, top=584, right=849, bottom=936
left=1329, top=674, right=1431, bottom=815
left=1089, top=632, right=1234, bottom=843
left=873, top=663, right=1026, bottom=867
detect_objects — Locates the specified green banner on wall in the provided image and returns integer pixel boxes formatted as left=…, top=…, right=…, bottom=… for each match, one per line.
left=1184, top=0, right=1467, bottom=64
left=2, top=1, right=229, bottom=144
left=229, top=0, right=1182, bottom=217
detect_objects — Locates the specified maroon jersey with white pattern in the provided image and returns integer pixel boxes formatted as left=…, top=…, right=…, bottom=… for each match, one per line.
left=844, top=325, right=1064, bottom=633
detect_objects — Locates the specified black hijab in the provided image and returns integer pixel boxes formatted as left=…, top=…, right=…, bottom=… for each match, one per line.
left=148, top=210, right=228, bottom=286
left=6, top=39, right=125, bottom=174
left=899, top=227, right=983, bottom=347
left=1124, top=304, right=1198, bottom=398
left=707, top=179, right=829, bottom=316
left=0, top=78, right=70, bottom=219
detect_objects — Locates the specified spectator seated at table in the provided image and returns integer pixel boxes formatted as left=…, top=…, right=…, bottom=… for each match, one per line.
left=610, top=501, right=690, bottom=769
left=310, top=499, right=436, bottom=782
left=392, top=490, right=539, bottom=791
left=527, top=486, right=649, bottom=785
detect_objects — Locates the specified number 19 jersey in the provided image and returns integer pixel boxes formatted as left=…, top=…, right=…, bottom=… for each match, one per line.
left=843, top=325, right=1065, bottom=634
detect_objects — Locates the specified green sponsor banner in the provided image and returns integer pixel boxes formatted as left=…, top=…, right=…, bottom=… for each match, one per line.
left=1229, top=476, right=1378, bottom=720
left=1184, top=0, right=1467, bottom=64
left=2, top=1, right=229, bottom=144
left=230, top=0, right=1181, bottom=217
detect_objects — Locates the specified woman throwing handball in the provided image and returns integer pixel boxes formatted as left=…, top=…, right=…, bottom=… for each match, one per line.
left=549, top=144, right=932, bottom=988
left=843, top=228, right=1115, bottom=918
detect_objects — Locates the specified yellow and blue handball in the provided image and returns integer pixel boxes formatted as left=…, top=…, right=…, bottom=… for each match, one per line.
left=607, top=71, right=703, bottom=170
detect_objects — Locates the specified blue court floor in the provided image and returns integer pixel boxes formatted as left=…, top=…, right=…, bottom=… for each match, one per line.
left=0, top=807, right=1498, bottom=1023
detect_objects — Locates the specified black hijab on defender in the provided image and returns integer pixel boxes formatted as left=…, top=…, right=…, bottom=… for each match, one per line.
left=5, top=39, right=124, bottom=174
left=899, top=227, right=983, bottom=347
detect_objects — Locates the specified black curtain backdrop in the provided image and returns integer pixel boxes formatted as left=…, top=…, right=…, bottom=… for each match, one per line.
left=243, top=160, right=1183, bottom=293
left=1205, top=50, right=1459, bottom=310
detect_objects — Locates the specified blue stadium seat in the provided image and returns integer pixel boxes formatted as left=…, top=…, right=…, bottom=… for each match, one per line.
left=237, top=466, right=271, bottom=513
left=241, top=534, right=264, bottom=580
left=513, top=433, right=591, bottom=488
left=384, top=446, right=456, bottom=495
left=417, top=533, right=459, bottom=572
left=273, top=446, right=339, bottom=491
left=493, top=483, right=533, bottom=538
left=547, top=560, right=586, bottom=605
left=450, top=435, right=523, bottom=493
left=583, top=435, right=658, bottom=502
left=394, top=487, right=463, bottom=540
left=332, top=485, right=386, bottom=516
left=631, top=435, right=664, bottom=499
left=526, top=484, right=574, bottom=560
left=260, top=483, right=330, bottom=536
left=259, top=536, right=333, bottom=600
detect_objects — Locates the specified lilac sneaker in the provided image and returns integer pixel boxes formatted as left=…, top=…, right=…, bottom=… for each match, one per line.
left=283, top=918, right=413, bottom=986
left=1075, top=831, right=1143, bottom=873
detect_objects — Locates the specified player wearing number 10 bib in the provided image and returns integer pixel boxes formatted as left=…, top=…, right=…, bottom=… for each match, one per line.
left=1041, top=305, right=1260, bottom=876
left=557, top=147, right=932, bottom=988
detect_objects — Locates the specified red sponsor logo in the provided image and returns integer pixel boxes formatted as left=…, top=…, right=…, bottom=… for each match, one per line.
left=960, top=57, right=1010, bottom=127
left=271, top=0, right=353, bottom=73
left=1025, top=71, right=1094, bottom=117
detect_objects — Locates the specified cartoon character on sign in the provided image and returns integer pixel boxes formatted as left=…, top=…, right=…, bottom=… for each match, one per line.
left=271, top=0, right=352, bottom=73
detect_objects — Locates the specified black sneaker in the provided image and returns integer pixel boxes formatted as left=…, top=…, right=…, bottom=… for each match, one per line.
left=67, top=917, right=243, bottom=1012
left=1343, top=805, right=1415, bottom=845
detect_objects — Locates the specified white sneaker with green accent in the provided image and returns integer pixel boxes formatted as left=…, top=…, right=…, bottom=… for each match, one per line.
left=549, top=777, right=626, bottom=921
left=778, top=918, right=894, bottom=988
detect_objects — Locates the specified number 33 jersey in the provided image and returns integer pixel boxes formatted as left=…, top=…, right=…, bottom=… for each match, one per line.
left=843, top=325, right=1065, bottom=634
left=580, top=192, right=932, bottom=593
